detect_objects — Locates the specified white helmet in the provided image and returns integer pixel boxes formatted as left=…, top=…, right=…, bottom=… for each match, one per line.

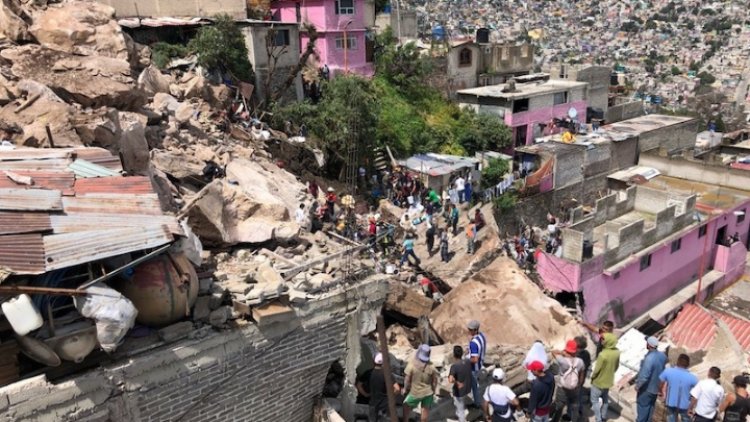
left=492, top=368, right=505, bottom=381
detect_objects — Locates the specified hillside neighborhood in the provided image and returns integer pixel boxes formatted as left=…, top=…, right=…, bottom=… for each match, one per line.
left=0, top=1, right=749, bottom=422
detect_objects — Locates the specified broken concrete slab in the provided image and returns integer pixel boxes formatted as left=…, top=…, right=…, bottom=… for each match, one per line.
left=0, top=1, right=30, bottom=43
left=252, top=300, right=295, bottom=326
left=157, top=321, right=194, bottom=342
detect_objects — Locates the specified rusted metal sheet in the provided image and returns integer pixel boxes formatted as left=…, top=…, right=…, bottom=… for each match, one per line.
left=0, top=233, right=46, bottom=274
left=0, top=189, right=63, bottom=211
left=73, top=176, right=154, bottom=195
left=0, top=171, right=75, bottom=195
left=50, top=214, right=182, bottom=235
left=0, top=159, right=71, bottom=172
left=0, top=212, right=52, bottom=235
left=0, top=149, right=73, bottom=161
left=72, top=148, right=123, bottom=172
left=44, top=226, right=174, bottom=271
left=62, top=194, right=162, bottom=215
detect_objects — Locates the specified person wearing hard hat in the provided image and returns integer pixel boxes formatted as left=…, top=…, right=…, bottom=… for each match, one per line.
left=483, top=367, right=520, bottom=422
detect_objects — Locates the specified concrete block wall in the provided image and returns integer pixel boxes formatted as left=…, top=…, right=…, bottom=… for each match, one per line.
left=633, top=185, right=669, bottom=214
left=562, top=228, right=584, bottom=262
left=639, top=120, right=700, bottom=153
left=0, top=280, right=388, bottom=422
left=554, top=149, right=585, bottom=189
left=584, top=143, right=612, bottom=177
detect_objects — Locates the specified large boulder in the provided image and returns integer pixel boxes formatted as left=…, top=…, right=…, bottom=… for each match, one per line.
left=116, top=112, right=150, bottom=175
left=0, top=96, right=81, bottom=147
left=1, top=45, right=146, bottom=109
left=0, top=1, right=30, bottom=42
left=183, top=159, right=306, bottom=246
left=29, top=1, right=129, bottom=60
left=430, top=257, right=583, bottom=348
left=138, top=65, right=172, bottom=96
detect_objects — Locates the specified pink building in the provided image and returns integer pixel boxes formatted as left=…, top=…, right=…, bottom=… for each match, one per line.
left=456, top=75, right=588, bottom=149
left=272, top=0, right=374, bottom=77
left=536, top=161, right=750, bottom=329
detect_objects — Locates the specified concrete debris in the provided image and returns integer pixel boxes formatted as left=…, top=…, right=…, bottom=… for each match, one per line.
left=157, top=321, right=194, bottom=343
left=0, top=95, right=80, bottom=147
left=384, top=281, right=434, bottom=320
left=192, top=296, right=211, bottom=322
left=252, top=300, right=295, bottom=326
left=431, top=257, right=583, bottom=348
left=208, top=306, right=232, bottom=328
left=29, top=1, right=129, bottom=60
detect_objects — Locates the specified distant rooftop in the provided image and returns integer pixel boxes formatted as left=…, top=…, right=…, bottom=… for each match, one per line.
left=606, top=114, right=695, bottom=136
left=398, top=153, right=479, bottom=177
left=644, top=174, right=750, bottom=216
left=456, top=75, right=586, bottom=100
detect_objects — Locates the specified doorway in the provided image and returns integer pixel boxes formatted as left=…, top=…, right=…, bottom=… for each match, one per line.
left=515, top=124, right=528, bottom=147
left=717, top=224, right=727, bottom=246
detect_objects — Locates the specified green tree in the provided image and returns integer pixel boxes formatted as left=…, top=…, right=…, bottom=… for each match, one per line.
left=151, top=42, right=189, bottom=69
left=481, top=158, right=510, bottom=189
left=189, top=14, right=253, bottom=81
left=457, top=112, right=512, bottom=154
left=374, top=28, right=432, bottom=93
left=671, top=65, right=681, bottom=75
left=697, top=71, right=716, bottom=85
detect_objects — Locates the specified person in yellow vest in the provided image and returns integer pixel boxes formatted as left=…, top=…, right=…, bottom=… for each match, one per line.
left=466, top=222, right=477, bottom=255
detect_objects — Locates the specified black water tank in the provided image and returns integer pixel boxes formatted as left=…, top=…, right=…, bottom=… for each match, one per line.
left=610, top=72, right=619, bottom=86
left=476, top=28, right=490, bottom=44
left=582, top=240, right=594, bottom=259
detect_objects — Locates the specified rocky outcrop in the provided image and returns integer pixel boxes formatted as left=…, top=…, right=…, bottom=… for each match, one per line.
left=430, top=257, right=582, bottom=348
left=29, top=1, right=129, bottom=60
left=1, top=45, right=145, bottom=109
left=0, top=0, right=30, bottom=42
left=138, top=65, right=172, bottom=96
left=0, top=95, right=81, bottom=147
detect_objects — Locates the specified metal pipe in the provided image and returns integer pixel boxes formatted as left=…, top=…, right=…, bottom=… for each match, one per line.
left=76, top=244, right=172, bottom=291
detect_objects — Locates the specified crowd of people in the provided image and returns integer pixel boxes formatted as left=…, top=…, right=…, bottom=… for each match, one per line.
left=360, top=318, right=750, bottom=422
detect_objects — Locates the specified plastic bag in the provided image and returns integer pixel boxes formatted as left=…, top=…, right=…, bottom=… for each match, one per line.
left=74, top=283, right=138, bottom=353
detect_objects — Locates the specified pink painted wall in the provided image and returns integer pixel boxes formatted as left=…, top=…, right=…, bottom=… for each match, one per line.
left=504, top=100, right=587, bottom=145
left=274, top=0, right=373, bottom=76
left=535, top=250, right=581, bottom=292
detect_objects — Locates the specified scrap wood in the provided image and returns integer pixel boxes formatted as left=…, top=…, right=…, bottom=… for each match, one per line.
left=13, top=92, right=41, bottom=114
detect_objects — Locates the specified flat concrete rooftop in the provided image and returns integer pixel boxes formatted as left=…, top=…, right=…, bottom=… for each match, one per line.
left=644, top=175, right=750, bottom=215
left=605, top=114, right=695, bottom=136
left=457, top=79, right=587, bottom=100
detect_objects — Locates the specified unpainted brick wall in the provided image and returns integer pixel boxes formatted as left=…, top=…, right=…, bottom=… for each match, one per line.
left=0, top=280, right=388, bottom=422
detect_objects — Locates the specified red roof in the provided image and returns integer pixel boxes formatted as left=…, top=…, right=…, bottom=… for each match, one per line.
left=666, top=303, right=750, bottom=352
left=714, top=312, right=750, bottom=351
left=0, top=233, right=46, bottom=274
left=665, top=304, right=716, bottom=351
left=73, top=176, right=154, bottom=195
left=0, top=212, right=52, bottom=235
left=0, top=170, right=75, bottom=195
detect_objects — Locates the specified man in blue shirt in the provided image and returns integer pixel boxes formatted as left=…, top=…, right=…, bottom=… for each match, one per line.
left=467, top=319, right=487, bottom=408
left=660, top=354, right=698, bottom=422
left=634, top=336, right=667, bottom=422
left=399, top=234, right=421, bottom=268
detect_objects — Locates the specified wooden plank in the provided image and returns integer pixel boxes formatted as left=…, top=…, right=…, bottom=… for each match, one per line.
left=252, top=299, right=295, bottom=326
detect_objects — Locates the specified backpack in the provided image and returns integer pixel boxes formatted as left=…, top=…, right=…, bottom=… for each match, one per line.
left=557, top=358, right=580, bottom=390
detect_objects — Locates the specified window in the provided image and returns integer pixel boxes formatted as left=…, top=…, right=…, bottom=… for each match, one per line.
left=553, top=91, right=569, bottom=105
left=671, top=238, right=682, bottom=253
left=271, top=29, right=290, bottom=47
left=738, top=209, right=746, bottom=224
left=640, top=254, right=651, bottom=271
left=458, top=48, right=472, bottom=66
left=335, top=0, right=354, bottom=14
left=335, top=35, right=357, bottom=50
left=699, top=225, right=707, bottom=238
left=512, top=98, right=529, bottom=113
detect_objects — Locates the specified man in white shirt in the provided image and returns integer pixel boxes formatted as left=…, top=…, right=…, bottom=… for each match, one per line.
left=455, top=176, right=466, bottom=203
left=483, top=368, right=520, bottom=422
left=295, top=203, right=307, bottom=231
left=689, top=367, right=725, bottom=422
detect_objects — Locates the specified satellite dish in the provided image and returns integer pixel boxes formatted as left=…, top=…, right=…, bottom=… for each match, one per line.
left=568, top=107, right=578, bottom=119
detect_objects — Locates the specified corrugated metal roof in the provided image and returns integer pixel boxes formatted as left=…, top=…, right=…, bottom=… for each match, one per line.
left=73, top=176, right=154, bottom=195
left=67, top=159, right=120, bottom=178
left=0, top=149, right=73, bottom=161
left=62, top=194, right=162, bottom=215
left=0, top=233, right=46, bottom=274
left=43, top=226, right=173, bottom=271
left=714, top=312, right=750, bottom=351
left=72, top=148, right=123, bottom=172
left=0, top=159, right=71, bottom=171
left=0, top=189, right=63, bottom=211
left=50, top=214, right=182, bottom=236
left=0, top=170, right=75, bottom=194
left=664, top=304, right=717, bottom=351
left=0, top=212, right=52, bottom=235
